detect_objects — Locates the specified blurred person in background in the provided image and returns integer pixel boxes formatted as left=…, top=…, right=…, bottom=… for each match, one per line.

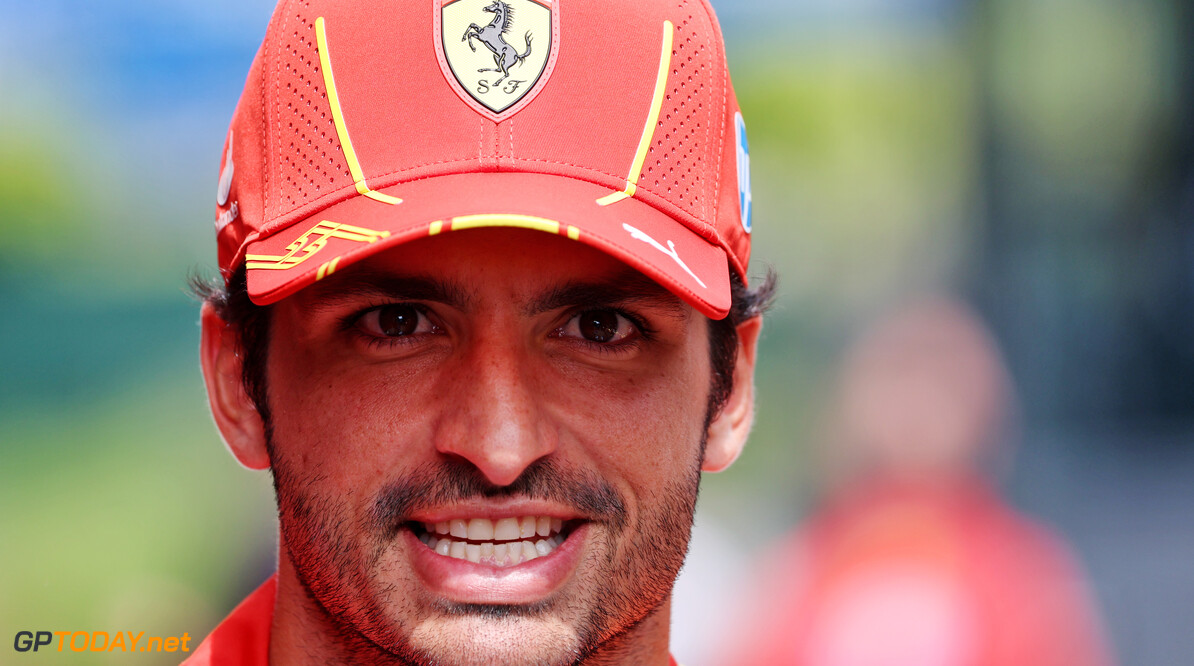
left=723, top=297, right=1113, bottom=666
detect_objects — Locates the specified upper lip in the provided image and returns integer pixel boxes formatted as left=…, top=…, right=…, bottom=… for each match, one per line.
left=405, top=499, right=585, bottom=524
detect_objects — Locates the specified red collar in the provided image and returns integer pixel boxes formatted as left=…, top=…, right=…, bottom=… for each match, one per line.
left=185, top=576, right=679, bottom=665
left=182, top=575, right=275, bottom=666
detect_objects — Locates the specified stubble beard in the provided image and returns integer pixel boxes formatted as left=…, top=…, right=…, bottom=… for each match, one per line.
left=268, top=443, right=704, bottom=666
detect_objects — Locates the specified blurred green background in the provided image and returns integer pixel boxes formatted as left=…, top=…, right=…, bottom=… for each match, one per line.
left=2, top=1, right=1192, bottom=664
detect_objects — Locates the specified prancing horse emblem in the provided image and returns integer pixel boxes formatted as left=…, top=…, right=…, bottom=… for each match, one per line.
left=438, top=0, right=556, bottom=118
left=462, top=1, right=532, bottom=88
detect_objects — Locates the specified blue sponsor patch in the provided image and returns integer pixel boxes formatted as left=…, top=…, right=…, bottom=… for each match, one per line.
left=735, top=112, right=752, bottom=233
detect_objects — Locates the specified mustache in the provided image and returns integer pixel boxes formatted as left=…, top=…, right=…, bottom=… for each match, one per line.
left=371, top=457, right=628, bottom=531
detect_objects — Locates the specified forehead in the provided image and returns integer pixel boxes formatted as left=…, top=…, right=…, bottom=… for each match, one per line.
left=288, top=226, right=691, bottom=315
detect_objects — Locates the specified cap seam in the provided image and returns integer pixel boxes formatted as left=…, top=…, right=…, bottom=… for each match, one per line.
left=270, top=2, right=292, bottom=223
left=260, top=8, right=273, bottom=231
left=476, top=118, right=484, bottom=167
left=701, top=0, right=727, bottom=233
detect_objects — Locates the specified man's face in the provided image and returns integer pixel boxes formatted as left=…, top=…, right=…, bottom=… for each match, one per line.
left=262, top=228, right=714, bottom=665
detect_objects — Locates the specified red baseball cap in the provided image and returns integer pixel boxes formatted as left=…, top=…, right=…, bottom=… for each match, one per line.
left=214, top=0, right=753, bottom=319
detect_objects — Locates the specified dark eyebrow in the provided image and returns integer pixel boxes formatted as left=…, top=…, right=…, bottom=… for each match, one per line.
left=300, top=269, right=472, bottom=314
left=523, top=269, right=688, bottom=319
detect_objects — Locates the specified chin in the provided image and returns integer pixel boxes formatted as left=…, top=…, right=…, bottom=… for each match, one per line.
left=404, top=614, right=584, bottom=666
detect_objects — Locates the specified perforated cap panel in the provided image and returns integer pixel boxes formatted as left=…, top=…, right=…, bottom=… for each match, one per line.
left=271, top=3, right=354, bottom=217
left=643, top=1, right=717, bottom=224
left=649, top=2, right=711, bottom=222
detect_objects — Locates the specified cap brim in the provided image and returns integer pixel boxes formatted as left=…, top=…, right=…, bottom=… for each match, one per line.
left=244, top=172, right=731, bottom=318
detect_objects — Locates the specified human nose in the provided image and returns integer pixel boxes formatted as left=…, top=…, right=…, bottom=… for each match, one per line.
left=433, top=338, right=555, bottom=487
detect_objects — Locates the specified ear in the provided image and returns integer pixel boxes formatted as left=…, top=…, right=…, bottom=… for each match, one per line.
left=703, top=316, right=763, bottom=472
left=200, top=303, right=271, bottom=470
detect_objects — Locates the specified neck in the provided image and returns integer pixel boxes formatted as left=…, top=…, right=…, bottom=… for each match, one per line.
left=581, top=598, right=673, bottom=666
left=270, top=548, right=674, bottom=665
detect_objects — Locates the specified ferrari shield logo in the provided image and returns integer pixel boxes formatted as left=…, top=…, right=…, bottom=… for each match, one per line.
left=438, top=0, right=556, bottom=117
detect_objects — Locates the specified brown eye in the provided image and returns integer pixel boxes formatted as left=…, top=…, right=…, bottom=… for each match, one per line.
left=559, top=308, right=637, bottom=346
left=578, top=309, right=621, bottom=343
left=378, top=305, right=420, bottom=337
left=357, top=304, right=435, bottom=340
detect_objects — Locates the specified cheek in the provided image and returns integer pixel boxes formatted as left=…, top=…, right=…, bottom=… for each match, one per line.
left=543, top=347, right=711, bottom=487
left=265, top=342, right=446, bottom=488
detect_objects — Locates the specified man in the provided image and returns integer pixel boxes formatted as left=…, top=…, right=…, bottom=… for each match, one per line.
left=722, top=299, right=1112, bottom=666
left=189, top=0, right=772, bottom=664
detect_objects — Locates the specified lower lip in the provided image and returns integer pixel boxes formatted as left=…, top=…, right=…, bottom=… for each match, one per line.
left=405, top=524, right=590, bottom=604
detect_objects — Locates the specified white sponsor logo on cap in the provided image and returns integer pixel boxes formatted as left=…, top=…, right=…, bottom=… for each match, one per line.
left=735, top=112, right=752, bottom=234
left=217, top=132, right=234, bottom=208
left=622, top=223, right=707, bottom=289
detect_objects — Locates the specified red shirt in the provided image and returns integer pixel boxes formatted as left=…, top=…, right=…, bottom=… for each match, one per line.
left=182, top=577, right=274, bottom=666
left=184, top=576, right=679, bottom=665
left=723, top=479, right=1112, bottom=666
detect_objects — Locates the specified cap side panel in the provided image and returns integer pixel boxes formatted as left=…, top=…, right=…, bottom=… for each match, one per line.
left=217, top=34, right=270, bottom=278
left=699, top=0, right=750, bottom=281
left=510, top=2, right=667, bottom=199
left=595, top=20, right=675, bottom=206
left=266, top=1, right=286, bottom=224
left=635, top=0, right=717, bottom=233
left=704, top=0, right=729, bottom=229
left=313, top=16, right=403, bottom=205
left=313, top=3, right=484, bottom=199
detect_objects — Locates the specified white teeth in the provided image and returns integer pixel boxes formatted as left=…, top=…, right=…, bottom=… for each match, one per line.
left=494, top=517, right=521, bottom=541
left=418, top=516, right=569, bottom=566
left=467, top=518, right=494, bottom=541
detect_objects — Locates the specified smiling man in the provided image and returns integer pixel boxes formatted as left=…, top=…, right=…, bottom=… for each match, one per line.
left=189, top=1, right=771, bottom=664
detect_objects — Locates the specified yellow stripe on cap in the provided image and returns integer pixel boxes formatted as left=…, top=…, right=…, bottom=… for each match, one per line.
left=597, top=20, right=674, bottom=206
left=316, top=256, right=342, bottom=281
left=315, top=17, right=402, bottom=206
left=450, top=214, right=561, bottom=234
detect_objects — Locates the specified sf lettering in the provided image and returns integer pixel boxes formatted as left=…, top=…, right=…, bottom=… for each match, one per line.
left=476, top=79, right=526, bottom=95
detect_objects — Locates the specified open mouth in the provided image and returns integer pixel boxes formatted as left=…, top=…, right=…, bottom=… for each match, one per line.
left=409, top=516, right=579, bottom=567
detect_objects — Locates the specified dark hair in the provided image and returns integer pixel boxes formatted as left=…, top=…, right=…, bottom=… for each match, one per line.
left=706, top=267, right=777, bottom=419
left=193, top=264, right=776, bottom=428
